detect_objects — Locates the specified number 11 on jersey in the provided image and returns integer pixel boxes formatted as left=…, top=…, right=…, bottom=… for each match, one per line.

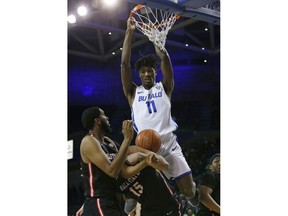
left=146, top=100, right=157, bottom=114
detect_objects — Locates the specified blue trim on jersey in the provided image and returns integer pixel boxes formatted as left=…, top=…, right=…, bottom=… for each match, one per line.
left=171, top=116, right=178, bottom=129
left=133, top=124, right=138, bottom=133
left=131, top=108, right=139, bottom=133
left=160, top=171, right=179, bottom=192
left=174, top=170, right=192, bottom=181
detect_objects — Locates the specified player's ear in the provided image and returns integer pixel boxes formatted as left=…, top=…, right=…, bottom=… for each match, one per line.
left=94, top=118, right=101, bottom=124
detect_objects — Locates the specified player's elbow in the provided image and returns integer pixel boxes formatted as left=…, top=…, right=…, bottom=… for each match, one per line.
left=120, top=170, right=133, bottom=179
left=106, top=168, right=120, bottom=178
left=108, top=172, right=118, bottom=178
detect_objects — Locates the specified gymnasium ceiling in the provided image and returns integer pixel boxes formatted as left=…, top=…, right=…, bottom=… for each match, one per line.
left=68, top=0, right=220, bottom=66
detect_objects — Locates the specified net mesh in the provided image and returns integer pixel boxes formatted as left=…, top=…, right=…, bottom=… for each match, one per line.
left=130, top=5, right=179, bottom=50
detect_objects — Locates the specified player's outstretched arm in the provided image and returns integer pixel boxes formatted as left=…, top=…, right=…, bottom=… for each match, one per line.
left=120, top=152, right=148, bottom=179
left=121, top=150, right=169, bottom=179
left=154, top=44, right=174, bottom=98
left=145, top=152, right=169, bottom=171
left=127, top=145, right=153, bottom=154
left=121, top=18, right=137, bottom=106
left=198, top=185, right=220, bottom=214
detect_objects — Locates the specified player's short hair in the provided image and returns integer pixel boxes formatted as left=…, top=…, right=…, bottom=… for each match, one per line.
left=134, top=54, right=159, bottom=71
left=209, top=153, right=220, bottom=164
left=81, top=107, right=101, bottom=130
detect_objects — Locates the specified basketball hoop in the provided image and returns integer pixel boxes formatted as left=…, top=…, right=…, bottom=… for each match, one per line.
left=129, top=4, right=180, bottom=51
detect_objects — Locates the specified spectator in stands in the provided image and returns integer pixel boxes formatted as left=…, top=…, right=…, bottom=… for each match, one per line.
left=196, top=153, right=220, bottom=216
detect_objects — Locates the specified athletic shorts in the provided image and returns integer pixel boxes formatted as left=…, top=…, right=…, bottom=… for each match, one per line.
left=83, top=196, right=124, bottom=216
left=156, top=132, right=192, bottom=181
left=142, top=204, right=181, bottom=216
left=196, top=210, right=220, bottom=216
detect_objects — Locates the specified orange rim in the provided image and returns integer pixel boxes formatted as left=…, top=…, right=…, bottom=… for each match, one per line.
left=129, top=4, right=180, bottom=29
left=129, top=4, right=145, bottom=17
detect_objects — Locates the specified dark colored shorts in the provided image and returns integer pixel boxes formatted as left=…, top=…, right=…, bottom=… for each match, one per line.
left=142, top=205, right=181, bottom=216
left=83, top=197, right=125, bottom=216
left=196, top=210, right=220, bottom=216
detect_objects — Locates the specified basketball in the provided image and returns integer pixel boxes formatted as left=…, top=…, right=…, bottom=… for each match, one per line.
left=135, top=129, right=161, bottom=152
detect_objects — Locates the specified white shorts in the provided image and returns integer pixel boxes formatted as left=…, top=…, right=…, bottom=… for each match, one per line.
left=156, top=132, right=192, bottom=181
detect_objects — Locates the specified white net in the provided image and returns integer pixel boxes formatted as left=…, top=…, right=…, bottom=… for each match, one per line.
left=130, top=5, right=180, bottom=50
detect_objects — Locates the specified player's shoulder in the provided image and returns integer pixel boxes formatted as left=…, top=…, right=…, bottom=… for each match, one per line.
left=81, top=135, right=102, bottom=150
left=81, top=134, right=93, bottom=145
left=156, top=81, right=164, bottom=88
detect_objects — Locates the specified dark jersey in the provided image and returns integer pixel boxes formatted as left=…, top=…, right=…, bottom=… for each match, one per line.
left=81, top=136, right=119, bottom=198
left=117, top=166, right=181, bottom=216
left=197, top=171, right=220, bottom=216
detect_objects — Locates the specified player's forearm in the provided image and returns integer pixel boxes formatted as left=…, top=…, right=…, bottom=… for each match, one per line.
left=128, top=145, right=153, bottom=154
left=108, top=138, right=132, bottom=178
left=199, top=195, right=220, bottom=214
left=121, top=30, right=134, bottom=95
left=149, top=154, right=169, bottom=171
left=160, top=52, right=174, bottom=94
left=121, top=29, right=133, bottom=66
left=161, top=57, right=173, bottom=78
left=121, top=159, right=147, bottom=179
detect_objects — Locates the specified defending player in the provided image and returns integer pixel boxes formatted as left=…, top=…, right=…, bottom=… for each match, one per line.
left=118, top=150, right=181, bottom=216
left=79, top=107, right=133, bottom=216
left=77, top=148, right=181, bottom=216
left=121, top=17, right=196, bottom=203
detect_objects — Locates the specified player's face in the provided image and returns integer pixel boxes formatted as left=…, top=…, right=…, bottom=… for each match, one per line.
left=139, top=66, right=156, bottom=89
left=98, top=109, right=112, bottom=134
left=211, top=156, right=220, bottom=173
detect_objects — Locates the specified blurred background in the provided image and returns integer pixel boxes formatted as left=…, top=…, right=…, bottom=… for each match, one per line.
left=68, top=0, right=220, bottom=215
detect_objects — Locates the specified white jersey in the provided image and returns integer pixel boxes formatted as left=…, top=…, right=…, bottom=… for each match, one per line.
left=131, top=82, right=178, bottom=136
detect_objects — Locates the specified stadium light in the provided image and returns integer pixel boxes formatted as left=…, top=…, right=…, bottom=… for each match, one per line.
left=67, top=15, right=76, bottom=24
left=102, top=0, right=118, bottom=8
left=77, top=6, right=88, bottom=16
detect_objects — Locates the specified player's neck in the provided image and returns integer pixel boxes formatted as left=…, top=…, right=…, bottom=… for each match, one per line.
left=143, top=82, right=155, bottom=90
left=89, top=130, right=104, bottom=143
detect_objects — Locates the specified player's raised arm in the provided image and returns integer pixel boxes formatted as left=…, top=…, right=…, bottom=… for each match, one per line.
left=154, top=44, right=174, bottom=98
left=121, top=18, right=137, bottom=106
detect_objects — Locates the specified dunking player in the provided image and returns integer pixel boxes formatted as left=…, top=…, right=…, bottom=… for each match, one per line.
left=79, top=107, right=133, bottom=216
left=121, top=17, right=196, bottom=206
